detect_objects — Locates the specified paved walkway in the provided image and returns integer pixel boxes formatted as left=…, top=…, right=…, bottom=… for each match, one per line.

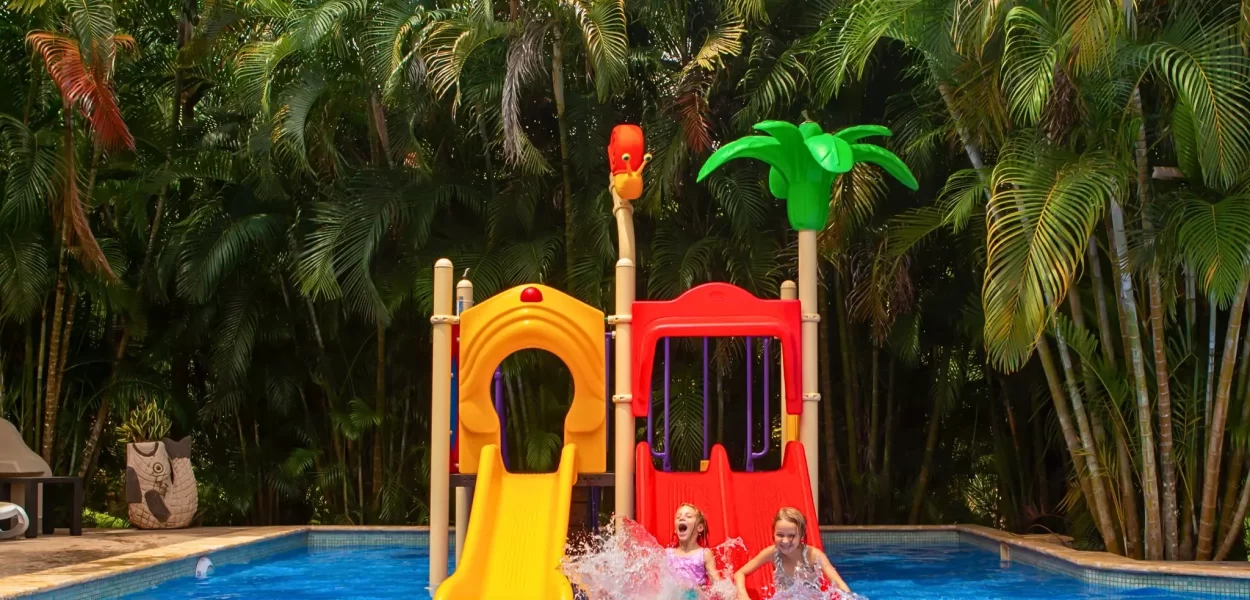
left=0, top=527, right=251, bottom=578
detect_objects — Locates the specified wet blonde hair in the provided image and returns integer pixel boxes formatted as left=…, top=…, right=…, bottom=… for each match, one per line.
left=676, top=502, right=709, bottom=545
left=773, top=507, right=807, bottom=542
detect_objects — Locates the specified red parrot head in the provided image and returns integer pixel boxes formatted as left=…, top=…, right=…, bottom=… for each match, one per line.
left=608, top=124, right=650, bottom=201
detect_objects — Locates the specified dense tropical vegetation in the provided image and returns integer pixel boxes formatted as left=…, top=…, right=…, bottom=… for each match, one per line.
left=3, top=0, right=1250, bottom=562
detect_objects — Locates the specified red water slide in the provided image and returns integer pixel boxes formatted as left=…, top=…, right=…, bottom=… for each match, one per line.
left=635, top=441, right=822, bottom=599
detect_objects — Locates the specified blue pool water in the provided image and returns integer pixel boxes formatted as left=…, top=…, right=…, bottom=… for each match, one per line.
left=116, top=543, right=1230, bottom=599
left=829, top=544, right=1224, bottom=599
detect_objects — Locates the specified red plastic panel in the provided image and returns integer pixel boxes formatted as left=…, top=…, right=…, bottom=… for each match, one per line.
left=630, top=283, right=802, bottom=418
left=634, top=441, right=822, bottom=599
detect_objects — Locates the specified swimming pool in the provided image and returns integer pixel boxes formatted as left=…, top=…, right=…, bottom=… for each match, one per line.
left=101, top=534, right=1236, bottom=600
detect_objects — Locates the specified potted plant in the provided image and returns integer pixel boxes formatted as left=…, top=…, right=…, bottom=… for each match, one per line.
left=119, top=401, right=197, bottom=529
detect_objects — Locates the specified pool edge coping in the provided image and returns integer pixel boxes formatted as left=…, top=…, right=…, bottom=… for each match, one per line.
left=820, top=524, right=1250, bottom=581
left=0, top=526, right=433, bottom=598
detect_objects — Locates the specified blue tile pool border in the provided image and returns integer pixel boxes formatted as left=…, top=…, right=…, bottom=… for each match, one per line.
left=6, top=524, right=1250, bottom=599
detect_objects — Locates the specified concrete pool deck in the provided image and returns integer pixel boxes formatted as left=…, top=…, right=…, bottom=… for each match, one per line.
left=1, top=524, right=1249, bottom=598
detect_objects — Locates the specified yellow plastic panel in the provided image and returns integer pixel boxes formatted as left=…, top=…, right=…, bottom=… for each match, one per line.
left=458, top=284, right=606, bottom=474
left=433, top=444, right=577, bottom=600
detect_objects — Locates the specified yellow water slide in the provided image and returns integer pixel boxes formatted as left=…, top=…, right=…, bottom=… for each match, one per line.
left=437, top=284, right=606, bottom=599
left=434, top=443, right=579, bottom=600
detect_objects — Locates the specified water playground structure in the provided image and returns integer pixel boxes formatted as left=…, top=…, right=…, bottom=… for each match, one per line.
left=427, top=120, right=919, bottom=599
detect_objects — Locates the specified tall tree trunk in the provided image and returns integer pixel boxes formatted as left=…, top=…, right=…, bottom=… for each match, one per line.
left=41, top=117, right=75, bottom=464
left=1087, top=239, right=1119, bottom=367
left=833, top=273, right=860, bottom=495
left=1216, top=331, right=1250, bottom=544
left=1135, top=108, right=1180, bottom=560
left=867, top=346, right=880, bottom=474
left=819, top=281, right=843, bottom=524
left=1108, top=197, right=1164, bottom=559
left=1115, top=424, right=1144, bottom=559
left=908, top=391, right=942, bottom=524
left=371, top=320, right=386, bottom=515
left=551, top=37, right=575, bottom=287
left=1197, top=281, right=1250, bottom=559
left=1215, top=469, right=1250, bottom=560
left=881, top=355, right=897, bottom=502
left=1053, top=323, right=1122, bottom=554
left=1037, top=338, right=1107, bottom=547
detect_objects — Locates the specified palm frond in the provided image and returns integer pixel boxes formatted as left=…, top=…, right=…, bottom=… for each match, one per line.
left=1165, top=191, right=1250, bottom=308
left=1151, top=8, right=1250, bottom=188
left=983, top=139, right=1120, bottom=372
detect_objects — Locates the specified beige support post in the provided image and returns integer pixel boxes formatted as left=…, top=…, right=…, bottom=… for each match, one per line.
left=780, top=280, right=799, bottom=446
left=797, top=231, right=820, bottom=518
left=453, top=278, right=474, bottom=565
left=611, top=184, right=637, bottom=519
left=429, top=259, right=454, bottom=592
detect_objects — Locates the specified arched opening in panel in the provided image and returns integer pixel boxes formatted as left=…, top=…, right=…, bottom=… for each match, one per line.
left=494, top=349, right=573, bottom=475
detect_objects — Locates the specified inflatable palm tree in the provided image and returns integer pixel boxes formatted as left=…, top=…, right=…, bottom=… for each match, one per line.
left=695, top=119, right=917, bottom=509
left=696, top=120, right=918, bottom=230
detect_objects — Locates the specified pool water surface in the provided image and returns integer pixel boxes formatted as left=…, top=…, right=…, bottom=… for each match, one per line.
left=114, top=541, right=1234, bottom=599
left=829, top=543, right=1226, bottom=599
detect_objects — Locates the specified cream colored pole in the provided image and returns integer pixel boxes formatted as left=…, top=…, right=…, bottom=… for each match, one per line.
left=797, top=231, right=820, bottom=518
left=453, top=278, right=474, bottom=565
left=429, top=259, right=453, bottom=591
left=780, top=280, right=798, bottom=446
left=612, top=186, right=636, bottom=519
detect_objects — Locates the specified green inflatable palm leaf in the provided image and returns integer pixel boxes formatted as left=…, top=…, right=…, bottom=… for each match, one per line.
left=850, top=143, right=919, bottom=191
left=698, top=120, right=919, bottom=231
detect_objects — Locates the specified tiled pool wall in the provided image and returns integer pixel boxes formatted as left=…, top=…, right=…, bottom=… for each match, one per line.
left=970, top=535, right=1250, bottom=597
left=823, top=527, right=1250, bottom=598
left=12, top=530, right=433, bottom=600
left=13, top=527, right=1250, bottom=599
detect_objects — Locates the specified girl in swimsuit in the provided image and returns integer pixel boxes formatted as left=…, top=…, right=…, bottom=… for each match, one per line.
left=733, top=507, right=852, bottom=600
left=667, top=503, right=722, bottom=599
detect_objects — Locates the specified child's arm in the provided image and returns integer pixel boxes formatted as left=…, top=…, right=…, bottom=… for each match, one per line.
left=733, top=546, right=774, bottom=600
left=704, top=549, right=721, bottom=582
left=812, top=548, right=851, bottom=593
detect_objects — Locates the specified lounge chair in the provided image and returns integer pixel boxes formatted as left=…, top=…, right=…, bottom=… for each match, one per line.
left=0, top=501, right=28, bottom=540
left=0, top=420, right=53, bottom=537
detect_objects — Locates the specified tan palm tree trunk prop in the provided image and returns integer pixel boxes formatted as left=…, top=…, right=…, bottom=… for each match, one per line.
left=697, top=120, right=918, bottom=516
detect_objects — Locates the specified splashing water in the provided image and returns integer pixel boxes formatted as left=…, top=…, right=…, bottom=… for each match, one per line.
left=562, top=517, right=740, bottom=600
left=561, top=518, right=869, bottom=600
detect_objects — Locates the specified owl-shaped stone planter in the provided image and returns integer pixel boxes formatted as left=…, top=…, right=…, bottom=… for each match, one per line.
left=125, top=438, right=198, bottom=529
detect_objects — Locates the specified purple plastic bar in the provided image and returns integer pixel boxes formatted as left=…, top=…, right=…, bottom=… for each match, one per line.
left=494, top=369, right=506, bottom=467
left=702, top=337, right=710, bottom=460
left=748, top=338, right=771, bottom=469
left=648, top=339, right=672, bottom=470
left=745, top=337, right=754, bottom=471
